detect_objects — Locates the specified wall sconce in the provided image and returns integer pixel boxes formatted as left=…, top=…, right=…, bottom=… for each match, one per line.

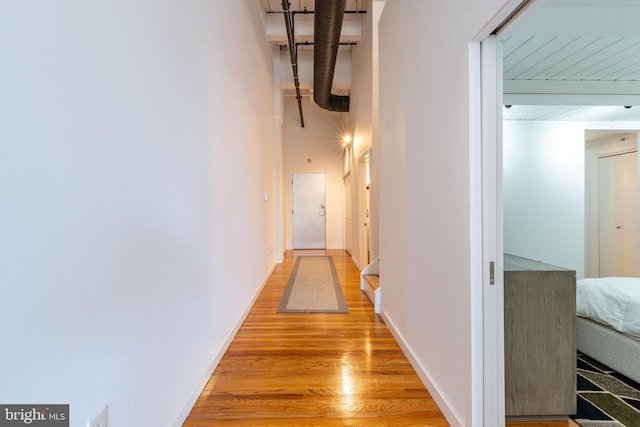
left=342, top=134, right=352, bottom=147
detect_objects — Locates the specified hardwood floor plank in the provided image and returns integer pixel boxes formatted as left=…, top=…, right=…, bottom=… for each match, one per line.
left=182, top=250, right=450, bottom=426
left=183, top=416, right=450, bottom=427
left=182, top=249, right=573, bottom=426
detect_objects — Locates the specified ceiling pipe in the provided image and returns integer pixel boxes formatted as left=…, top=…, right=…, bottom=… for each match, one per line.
left=281, top=0, right=305, bottom=127
left=313, top=0, right=349, bottom=112
left=296, top=41, right=357, bottom=48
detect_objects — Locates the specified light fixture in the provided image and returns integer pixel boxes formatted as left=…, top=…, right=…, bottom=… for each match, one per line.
left=342, top=133, right=353, bottom=148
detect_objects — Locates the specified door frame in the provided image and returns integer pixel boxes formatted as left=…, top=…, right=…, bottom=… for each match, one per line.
left=585, top=133, right=639, bottom=277
left=344, top=172, right=353, bottom=256
left=471, top=35, right=506, bottom=426
left=359, top=149, right=371, bottom=268
left=471, top=1, right=536, bottom=424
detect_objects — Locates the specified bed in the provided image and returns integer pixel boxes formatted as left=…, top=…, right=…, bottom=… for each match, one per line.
left=576, top=277, right=640, bottom=384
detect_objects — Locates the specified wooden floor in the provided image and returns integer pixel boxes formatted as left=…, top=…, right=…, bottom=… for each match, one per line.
left=182, top=250, right=576, bottom=427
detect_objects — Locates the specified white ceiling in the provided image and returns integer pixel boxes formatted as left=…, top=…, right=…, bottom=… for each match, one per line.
left=262, top=0, right=640, bottom=121
left=261, top=0, right=366, bottom=14
left=503, top=104, right=640, bottom=121
left=501, top=0, right=640, bottom=121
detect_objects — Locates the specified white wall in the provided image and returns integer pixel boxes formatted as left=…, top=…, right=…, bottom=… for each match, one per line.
left=503, top=120, right=640, bottom=280
left=346, top=0, right=383, bottom=269
left=282, top=97, right=345, bottom=250
left=345, top=5, right=372, bottom=268
left=0, top=2, right=277, bottom=426
left=377, top=1, right=511, bottom=426
left=368, top=1, right=384, bottom=265
left=273, top=46, right=286, bottom=263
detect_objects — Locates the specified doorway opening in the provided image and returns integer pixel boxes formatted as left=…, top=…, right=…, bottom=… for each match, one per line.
left=585, top=131, right=639, bottom=278
left=344, top=173, right=352, bottom=256
left=360, top=152, right=371, bottom=266
left=491, top=0, right=640, bottom=423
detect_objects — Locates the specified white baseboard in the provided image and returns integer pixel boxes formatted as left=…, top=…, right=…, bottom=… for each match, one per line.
left=380, top=311, right=464, bottom=427
left=172, top=262, right=277, bottom=427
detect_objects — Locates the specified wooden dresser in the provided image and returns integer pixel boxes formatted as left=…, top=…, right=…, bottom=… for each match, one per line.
left=504, top=254, right=576, bottom=420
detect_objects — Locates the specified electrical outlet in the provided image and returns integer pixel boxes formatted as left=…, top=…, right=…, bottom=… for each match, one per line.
left=87, top=405, right=108, bottom=427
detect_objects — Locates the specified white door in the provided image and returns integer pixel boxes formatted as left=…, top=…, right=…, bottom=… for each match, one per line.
left=292, top=173, right=326, bottom=249
left=364, top=186, right=370, bottom=265
left=599, top=151, right=638, bottom=276
left=361, top=155, right=371, bottom=266
left=358, top=153, right=372, bottom=267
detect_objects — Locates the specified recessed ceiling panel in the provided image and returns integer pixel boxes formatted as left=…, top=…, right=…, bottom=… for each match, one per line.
left=502, top=0, right=640, bottom=120
left=503, top=105, right=640, bottom=121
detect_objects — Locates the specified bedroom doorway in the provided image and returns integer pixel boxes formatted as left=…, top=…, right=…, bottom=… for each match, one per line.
left=480, top=0, right=640, bottom=424
left=586, top=132, right=639, bottom=278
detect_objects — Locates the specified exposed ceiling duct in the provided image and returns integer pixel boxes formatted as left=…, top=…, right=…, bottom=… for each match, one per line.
left=313, top=0, right=350, bottom=112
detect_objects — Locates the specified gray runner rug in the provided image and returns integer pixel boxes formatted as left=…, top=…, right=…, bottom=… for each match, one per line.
left=277, top=256, right=349, bottom=313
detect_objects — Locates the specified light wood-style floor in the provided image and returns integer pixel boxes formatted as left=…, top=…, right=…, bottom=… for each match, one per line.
left=182, top=249, right=577, bottom=427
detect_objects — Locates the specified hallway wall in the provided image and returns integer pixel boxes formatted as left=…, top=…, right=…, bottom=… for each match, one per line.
left=377, top=1, right=513, bottom=426
left=346, top=0, right=383, bottom=269
left=0, top=1, right=277, bottom=426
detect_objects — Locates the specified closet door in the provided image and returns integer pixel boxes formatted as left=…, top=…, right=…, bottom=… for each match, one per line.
left=598, top=151, right=638, bottom=277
